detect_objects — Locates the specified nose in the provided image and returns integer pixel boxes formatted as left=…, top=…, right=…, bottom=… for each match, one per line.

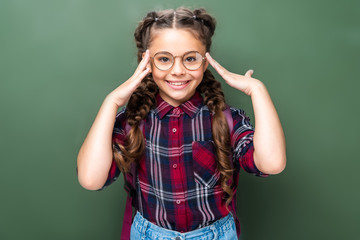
left=170, top=57, right=186, bottom=75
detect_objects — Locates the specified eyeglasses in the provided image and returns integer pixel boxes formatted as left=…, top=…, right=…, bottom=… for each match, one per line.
left=151, top=51, right=205, bottom=71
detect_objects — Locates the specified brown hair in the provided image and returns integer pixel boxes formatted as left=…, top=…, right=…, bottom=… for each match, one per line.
left=113, top=7, right=234, bottom=211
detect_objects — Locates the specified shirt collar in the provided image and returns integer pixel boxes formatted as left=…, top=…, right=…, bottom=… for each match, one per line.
left=155, top=91, right=203, bottom=119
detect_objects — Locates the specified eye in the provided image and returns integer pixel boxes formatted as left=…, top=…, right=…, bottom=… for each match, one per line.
left=154, top=52, right=173, bottom=63
left=183, top=52, right=202, bottom=64
left=158, top=57, right=170, bottom=63
left=184, top=56, right=197, bottom=62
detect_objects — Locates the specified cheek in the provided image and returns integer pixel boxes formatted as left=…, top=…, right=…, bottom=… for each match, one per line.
left=191, top=70, right=205, bottom=81
left=151, top=69, right=167, bottom=82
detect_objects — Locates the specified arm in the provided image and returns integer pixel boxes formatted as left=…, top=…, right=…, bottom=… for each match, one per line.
left=250, top=81, right=286, bottom=174
left=205, top=53, right=286, bottom=174
left=77, top=50, right=151, bottom=190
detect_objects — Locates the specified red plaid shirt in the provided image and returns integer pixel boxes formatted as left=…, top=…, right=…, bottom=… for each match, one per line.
left=102, top=91, right=267, bottom=235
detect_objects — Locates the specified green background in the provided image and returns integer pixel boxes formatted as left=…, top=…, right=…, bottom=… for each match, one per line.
left=1, top=0, right=359, bottom=239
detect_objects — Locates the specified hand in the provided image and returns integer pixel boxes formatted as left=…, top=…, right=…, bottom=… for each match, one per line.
left=205, top=52, right=263, bottom=96
left=107, top=50, right=151, bottom=107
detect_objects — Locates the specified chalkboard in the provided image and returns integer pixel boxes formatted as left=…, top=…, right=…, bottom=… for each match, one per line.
left=1, top=0, right=359, bottom=239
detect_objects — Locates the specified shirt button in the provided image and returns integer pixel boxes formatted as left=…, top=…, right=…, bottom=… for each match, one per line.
left=175, top=237, right=182, bottom=240
left=176, top=200, right=181, bottom=204
left=173, top=164, right=177, bottom=169
left=172, top=128, right=177, bottom=133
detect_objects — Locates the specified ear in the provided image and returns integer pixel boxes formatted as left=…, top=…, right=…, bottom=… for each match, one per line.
left=142, top=51, right=152, bottom=72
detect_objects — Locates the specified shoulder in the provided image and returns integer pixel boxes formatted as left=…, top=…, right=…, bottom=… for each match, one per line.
left=228, top=106, right=254, bottom=146
left=228, top=106, right=254, bottom=139
left=229, top=106, right=248, bottom=118
left=115, top=107, right=127, bottom=120
left=113, top=108, right=127, bottom=135
left=229, top=106, right=252, bottom=124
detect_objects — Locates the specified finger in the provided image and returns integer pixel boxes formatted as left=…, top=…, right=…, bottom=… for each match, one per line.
left=138, top=49, right=150, bottom=70
left=136, top=67, right=151, bottom=81
left=133, top=50, right=150, bottom=77
left=245, top=69, right=254, bottom=77
left=205, top=52, right=228, bottom=77
left=128, top=67, right=150, bottom=89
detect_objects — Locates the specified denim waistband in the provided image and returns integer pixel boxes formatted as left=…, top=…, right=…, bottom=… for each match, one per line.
left=131, top=211, right=235, bottom=240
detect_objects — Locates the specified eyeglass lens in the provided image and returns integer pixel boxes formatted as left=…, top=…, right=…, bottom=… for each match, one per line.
left=153, top=51, right=204, bottom=70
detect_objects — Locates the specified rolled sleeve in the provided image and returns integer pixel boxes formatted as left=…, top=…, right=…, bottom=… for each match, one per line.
left=231, top=108, right=268, bottom=177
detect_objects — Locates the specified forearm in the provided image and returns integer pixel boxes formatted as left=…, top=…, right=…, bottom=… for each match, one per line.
left=77, top=95, right=122, bottom=190
left=251, top=81, right=286, bottom=174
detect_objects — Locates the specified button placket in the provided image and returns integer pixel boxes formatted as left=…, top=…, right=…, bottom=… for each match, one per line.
left=170, top=107, right=186, bottom=226
left=172, top=112, right=179, bottom=171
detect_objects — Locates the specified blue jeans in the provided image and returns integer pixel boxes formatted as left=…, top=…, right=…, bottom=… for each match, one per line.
left=130, top=211, right=238, bottom=240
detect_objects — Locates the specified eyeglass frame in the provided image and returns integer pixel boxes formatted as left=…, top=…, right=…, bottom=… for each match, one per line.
left=150, top=51, right=206, bottom=71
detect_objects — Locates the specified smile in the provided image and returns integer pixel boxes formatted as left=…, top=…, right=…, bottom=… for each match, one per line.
left=166, top=81, right=190, bottom=86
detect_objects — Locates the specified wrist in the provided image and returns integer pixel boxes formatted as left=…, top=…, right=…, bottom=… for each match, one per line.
left=248, top=80, right=266, bottom=97
left=104, top=93, right=123, bottom=110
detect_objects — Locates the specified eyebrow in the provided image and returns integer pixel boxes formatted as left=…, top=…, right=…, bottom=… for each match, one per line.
left=153, top=50, right=204, bottom=56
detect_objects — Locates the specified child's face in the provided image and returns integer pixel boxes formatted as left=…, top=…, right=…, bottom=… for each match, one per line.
left=146, top=28, right=208, bottom=107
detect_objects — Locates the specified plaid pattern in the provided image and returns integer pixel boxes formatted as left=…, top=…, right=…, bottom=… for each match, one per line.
left=103, top=91, right=267, bottom=233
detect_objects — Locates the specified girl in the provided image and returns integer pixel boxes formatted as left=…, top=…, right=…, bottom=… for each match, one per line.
left=77, top=7, right=286, bottom=240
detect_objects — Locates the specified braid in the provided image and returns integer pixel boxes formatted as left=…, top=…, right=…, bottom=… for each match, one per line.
left=113, top=75, right=158, bottom=173
left=114, top=10, right=161, bottom=173
left=198, top=70, right=234, bottom=211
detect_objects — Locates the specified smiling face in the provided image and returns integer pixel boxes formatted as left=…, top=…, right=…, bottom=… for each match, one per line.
left=147, top=28, right=208, bottom=107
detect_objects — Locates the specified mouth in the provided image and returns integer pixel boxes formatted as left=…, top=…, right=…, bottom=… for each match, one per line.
left=166, top=80, right=190, bottom=86
left=165, top=80, right=191, bottom=88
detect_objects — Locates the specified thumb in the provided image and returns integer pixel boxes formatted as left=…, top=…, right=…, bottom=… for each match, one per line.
left=245, top=69, right=254, bottom=77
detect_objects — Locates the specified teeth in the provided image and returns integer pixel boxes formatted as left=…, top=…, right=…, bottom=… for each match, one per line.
left=168, top=81, right=187, bottom=86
